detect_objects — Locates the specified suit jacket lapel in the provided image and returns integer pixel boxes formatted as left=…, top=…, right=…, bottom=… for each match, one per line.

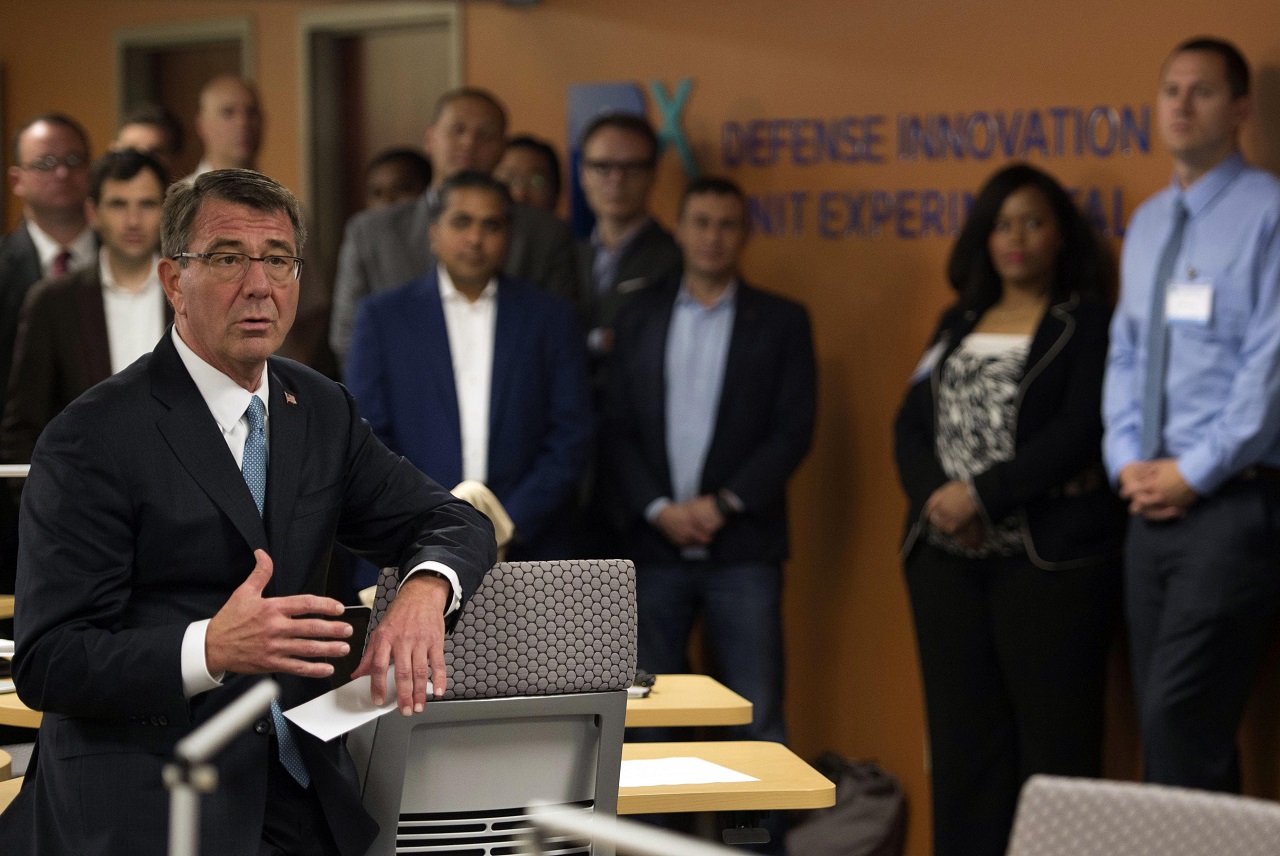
left=77, top=267, right=112, bottom=384
left=413, top=274, right=461, bottom=445
left=151, top=334, right=268, bottom=555
left=647, top=286, right=677, bottom=476
left=489, top=278, right=522, bottom=454
left=706, top=282, right=756, bottom=468
left=407, top=193, right=436, bottom=276
left=266, top=364, right=307, bottom=595
left=8, top=222, right=41, bottom=287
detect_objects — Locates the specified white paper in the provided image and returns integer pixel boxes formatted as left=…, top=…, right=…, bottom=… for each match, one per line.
left=619, top=757, right=759, bottom=788
left=1167, top=282, right=1213, bottom=325
left=283, top=668, right=432, bottom=742
left=0, top=639, right=14, bottom=658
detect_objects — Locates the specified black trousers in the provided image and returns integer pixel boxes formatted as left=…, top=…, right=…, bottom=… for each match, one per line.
left=1126, top=478, right=1280, bottom=792
left=905, top=542, right=1120, bottom=856
left=258, top=742, right=342, bottom=856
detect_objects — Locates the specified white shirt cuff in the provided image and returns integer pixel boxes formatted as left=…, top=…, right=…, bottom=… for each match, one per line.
left=181, top=619, right=224, bottom=699
left=645, top=497, right=673, bottom=526
left=403, top=561, right=462, bottom=616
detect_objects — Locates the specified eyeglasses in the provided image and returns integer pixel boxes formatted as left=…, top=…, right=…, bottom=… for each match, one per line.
left=581, top=159, right=654, bottom=179
left=22, top=154, right=89, bottom=172
left=172, top=252, right=304, bottom=283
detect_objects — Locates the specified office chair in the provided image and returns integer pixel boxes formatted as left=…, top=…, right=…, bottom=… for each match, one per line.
left=1006, top=775, right=1280, bottom=856
left=349, top=560, right=637, bottom=856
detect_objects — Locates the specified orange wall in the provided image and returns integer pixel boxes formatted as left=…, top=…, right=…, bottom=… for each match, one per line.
left=5, top=2, right=1280, bottom=854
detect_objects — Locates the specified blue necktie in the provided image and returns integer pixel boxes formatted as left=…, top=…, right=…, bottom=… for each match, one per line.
left=1140, top=200, right=1189, bottom=460
left=243, top=395, right=311, bottom=789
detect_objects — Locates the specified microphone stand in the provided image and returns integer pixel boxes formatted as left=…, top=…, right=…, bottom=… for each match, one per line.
left=164, top=679, right=279, bottom=856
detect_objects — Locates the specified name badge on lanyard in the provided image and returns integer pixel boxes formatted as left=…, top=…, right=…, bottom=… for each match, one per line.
left=1166, top=278, right=1213, bottom=326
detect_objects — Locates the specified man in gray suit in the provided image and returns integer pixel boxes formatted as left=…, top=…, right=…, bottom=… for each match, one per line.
left=330, top=88, right=578, bottom=363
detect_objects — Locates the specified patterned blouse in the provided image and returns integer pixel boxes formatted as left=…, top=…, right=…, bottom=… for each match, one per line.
left=928, top=332, right=1031, bottom=557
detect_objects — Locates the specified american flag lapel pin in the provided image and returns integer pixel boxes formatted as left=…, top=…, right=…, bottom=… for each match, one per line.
left=284, top=391, right=297, bottom=405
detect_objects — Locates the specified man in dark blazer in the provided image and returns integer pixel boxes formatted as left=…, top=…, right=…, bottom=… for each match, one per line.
left=0, top=169, right=496, bottom=856
left=330, top=88, right=578, bottom=363
left=603, top=177, right=816, bottom=746
left=347, top=172, right=592, bottom=560
left=0, top=113, right=95, bottom=601
left=575, top=113, right=682, bottom=362
left=1, top=114, right=96, bottom=414
left=2, top=149, right=173, bottom=468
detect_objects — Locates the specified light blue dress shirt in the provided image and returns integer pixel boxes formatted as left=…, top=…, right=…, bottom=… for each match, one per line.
left=642, top=281, right=738, bottom=560
left=1103, top=152, right=1280, bottom=495
left=666, top=281, right=738, bottom=501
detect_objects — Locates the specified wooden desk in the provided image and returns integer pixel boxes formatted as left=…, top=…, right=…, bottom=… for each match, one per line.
left=625, top=674, right=752, bottom=729
left=0, top=693, right=40, bottom=729
left=617, top=741, right=834, bottom=815
left=0, top=776, right=22, bottom=813
left=0, top=749, right=9, bottom=781
left=0, top=594, right=13, bottom=620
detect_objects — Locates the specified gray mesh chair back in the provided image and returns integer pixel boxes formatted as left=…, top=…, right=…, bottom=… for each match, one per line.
left=1006, top=775, right=1280, bottom=856
left=349, top=560, right=638, bottom=856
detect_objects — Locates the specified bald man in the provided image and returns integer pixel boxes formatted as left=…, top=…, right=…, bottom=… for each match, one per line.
left=187, top=74, right=263, bottom=180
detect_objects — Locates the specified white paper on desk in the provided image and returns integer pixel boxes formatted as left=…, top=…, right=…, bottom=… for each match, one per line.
left=283, top=668, right=432, bottom=742
left=619, top=757, right=759, bottom=788
left=0, top=639, right=14, bottom=658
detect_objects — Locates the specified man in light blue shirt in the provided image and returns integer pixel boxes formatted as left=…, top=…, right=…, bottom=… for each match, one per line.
left=1102, top=37, right=1280, bottom=792
left=603, top=178, right=816, bottom=764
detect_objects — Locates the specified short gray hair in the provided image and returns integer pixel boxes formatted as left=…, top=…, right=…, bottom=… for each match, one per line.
left=161, top=169, right=307, bottom=258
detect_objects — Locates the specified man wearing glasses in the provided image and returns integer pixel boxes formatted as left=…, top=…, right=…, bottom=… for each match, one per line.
left=576, top=113, right=682, bottom=360
left=1, top=115, right=95, bottom=411
left=0, top=169, right=495, bottom=855
left=0, top=113, right=94, bottom=602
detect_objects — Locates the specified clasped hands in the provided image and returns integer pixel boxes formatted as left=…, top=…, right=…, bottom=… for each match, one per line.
left=206, top=549, right=450, bottom=716
left=1118, top=458, right=1198, bottom=520
left=655, top=495, right=725, bottom=547
left=924, top=480, right=985, bottom=549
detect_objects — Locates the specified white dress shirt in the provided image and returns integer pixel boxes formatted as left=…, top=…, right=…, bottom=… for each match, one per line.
left=25, top=220, right=95, bottom=277
left=171, top=327, right=462, bottom=698
left=99, top=249, right=165, bottom=374
left=438, top=265, right=498, bottom=484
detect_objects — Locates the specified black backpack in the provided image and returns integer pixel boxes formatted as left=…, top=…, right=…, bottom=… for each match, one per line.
left=786, top=754, right=907, bottom=856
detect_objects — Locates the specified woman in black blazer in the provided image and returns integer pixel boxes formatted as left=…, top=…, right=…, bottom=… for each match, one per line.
left=894, top=163, right=1126, bottom=856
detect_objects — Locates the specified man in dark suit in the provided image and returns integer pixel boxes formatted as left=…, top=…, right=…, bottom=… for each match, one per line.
left=330, top=88, right=578, bottom=363
left=0, top=113, right=95, bottom=598
left=0, top=169, right=496, bottom=855
left=2, top=149, right=173, bottom=467
left=347, top=172, right=592, bottom=560
left=603, top=177, right=816, bottom=746
left=575, top=113, right=682, bottom=361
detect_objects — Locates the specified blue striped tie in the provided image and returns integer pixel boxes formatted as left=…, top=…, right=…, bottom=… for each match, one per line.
left=243, top=395, right=311, bottom=789
left=1140, top=200, right=1189, bottom=460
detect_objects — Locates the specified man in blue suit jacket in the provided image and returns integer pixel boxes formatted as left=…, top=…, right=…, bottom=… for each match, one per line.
left=347, top=172, right=592, bottom=559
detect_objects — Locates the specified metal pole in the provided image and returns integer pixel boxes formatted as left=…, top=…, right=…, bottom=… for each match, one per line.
left=165, top=679, right=279, bottom=856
